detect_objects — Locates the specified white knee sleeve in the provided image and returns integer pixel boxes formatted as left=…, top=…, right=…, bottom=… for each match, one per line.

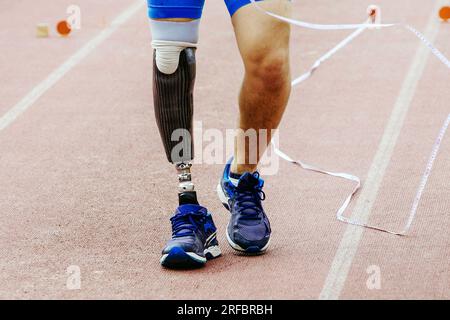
left=150, top=19, right=200, bottom=74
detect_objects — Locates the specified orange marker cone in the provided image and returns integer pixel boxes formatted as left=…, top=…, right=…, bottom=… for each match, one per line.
left=439, top=6, right=450, bottom=21
left=56, top=20, right=71, bottom=36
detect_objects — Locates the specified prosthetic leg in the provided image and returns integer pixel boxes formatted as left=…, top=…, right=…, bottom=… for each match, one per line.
left=151, top=18, right=200, bottom=205
left=149, top=3, right=223, bottom=269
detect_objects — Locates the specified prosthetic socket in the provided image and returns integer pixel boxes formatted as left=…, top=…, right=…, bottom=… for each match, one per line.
left=153, top=46, right=198, bottom=205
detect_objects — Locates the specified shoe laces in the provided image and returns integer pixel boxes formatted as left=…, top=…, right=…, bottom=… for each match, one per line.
left=170, top=210, right=207, bottom=238
left=233, top=172, right=266, bottom=220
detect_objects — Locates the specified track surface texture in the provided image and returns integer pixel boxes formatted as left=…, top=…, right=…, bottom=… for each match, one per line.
left=0, top=0, right=449, bottom=299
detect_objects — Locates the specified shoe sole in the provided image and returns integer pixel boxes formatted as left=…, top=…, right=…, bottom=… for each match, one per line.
left=216, top=183, right=270, bottom=254
left=160, top=245, right=221, bottom=269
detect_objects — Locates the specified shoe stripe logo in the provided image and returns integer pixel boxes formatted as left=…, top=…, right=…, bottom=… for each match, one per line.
left=205, top=232, right=217, bottom=246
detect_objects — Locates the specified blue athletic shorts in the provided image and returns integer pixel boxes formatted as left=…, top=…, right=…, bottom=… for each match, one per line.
left=148, top=0, right=263, bottom=19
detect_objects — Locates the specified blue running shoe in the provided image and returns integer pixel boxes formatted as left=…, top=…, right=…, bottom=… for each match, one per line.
left=160, top=204, right=221, bottom=269
left=217, top=159, right=271, bottom=254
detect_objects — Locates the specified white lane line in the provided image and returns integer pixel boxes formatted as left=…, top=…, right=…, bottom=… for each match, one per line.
left=319, top=0, right=446, bottom=300
left=0, top=0, right=145, bottom=132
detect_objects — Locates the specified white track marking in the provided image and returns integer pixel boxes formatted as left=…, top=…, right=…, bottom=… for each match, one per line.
left=403, top=114, right=450, bottom=233
left=319, top=0, right=446, bottom=300
left=0, top=0, right=144, bottom=132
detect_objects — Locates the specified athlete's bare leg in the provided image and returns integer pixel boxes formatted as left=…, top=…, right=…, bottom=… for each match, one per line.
left=231, top=0, right=292, bottom=174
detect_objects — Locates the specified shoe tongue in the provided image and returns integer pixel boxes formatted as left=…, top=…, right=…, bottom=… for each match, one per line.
left=235, top=173, right=265, bottom=223
left=237, top=172, right=261, bottom=190
left=177, top=204, right=205, bottom=215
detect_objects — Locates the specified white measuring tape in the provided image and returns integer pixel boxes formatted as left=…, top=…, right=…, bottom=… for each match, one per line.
left=250, top=0, right=450, bottom=235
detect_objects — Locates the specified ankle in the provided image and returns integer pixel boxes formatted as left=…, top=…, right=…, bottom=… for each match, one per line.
left=231, top=160, right=257, bottom=175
